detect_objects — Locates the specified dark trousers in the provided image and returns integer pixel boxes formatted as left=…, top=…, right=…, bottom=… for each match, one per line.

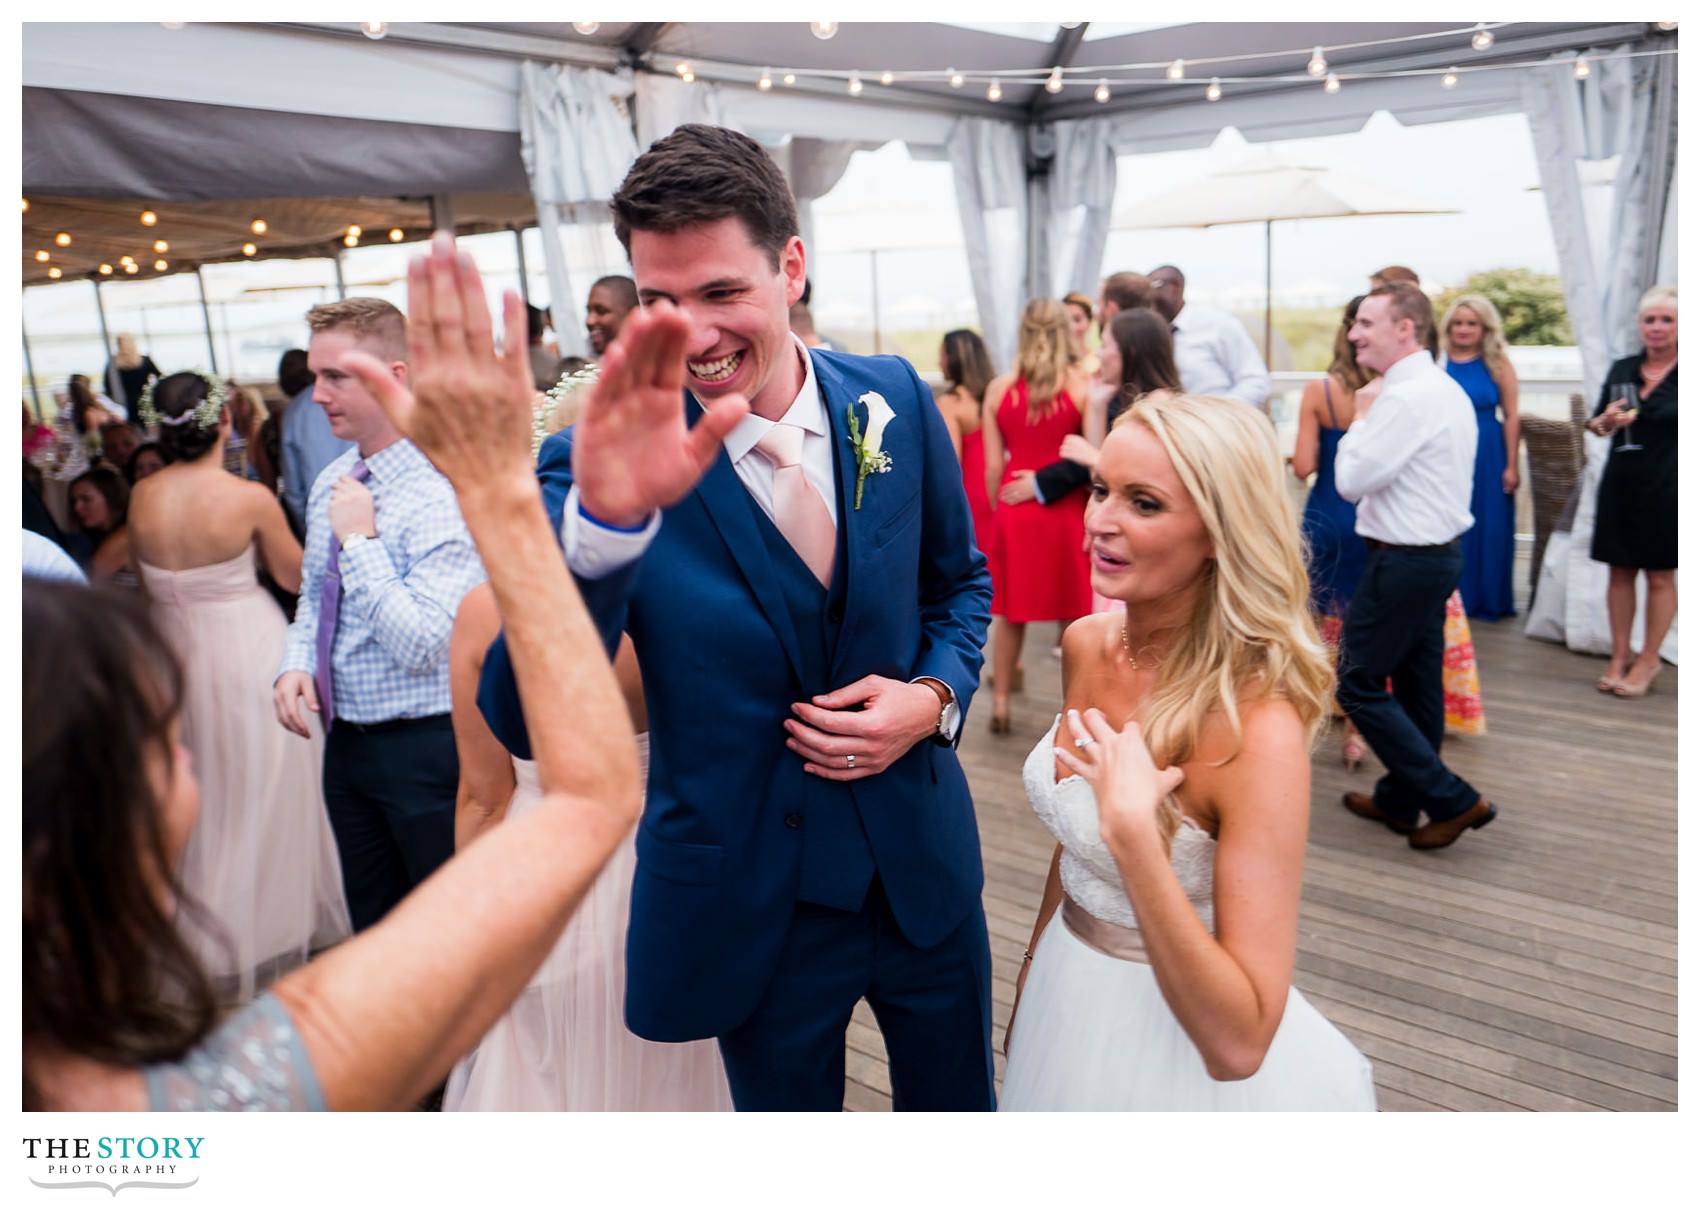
left=1337, top=543, right=1482, bottom=826
left=322, top=714, right=458, bottom=932
left=716, top=882, right=996, bottom=1112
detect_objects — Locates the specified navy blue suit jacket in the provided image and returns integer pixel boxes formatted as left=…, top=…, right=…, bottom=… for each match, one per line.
left=478, top=348, right=992, bottom=1042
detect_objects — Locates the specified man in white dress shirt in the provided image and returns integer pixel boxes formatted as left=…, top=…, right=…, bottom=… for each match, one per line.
left=1333, top=283, right=1496, bottom=850
left=1149, top=265, right=1271, bottom=410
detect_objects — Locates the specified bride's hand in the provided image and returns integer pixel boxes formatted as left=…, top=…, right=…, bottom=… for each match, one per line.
left=1054, top=707, right=1184, bottom=851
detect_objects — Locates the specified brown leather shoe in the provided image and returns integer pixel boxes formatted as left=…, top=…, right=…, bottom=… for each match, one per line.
left=1341, top=791, right=1415, bottom=835
left=1408, top=798, right=1497, bottom=850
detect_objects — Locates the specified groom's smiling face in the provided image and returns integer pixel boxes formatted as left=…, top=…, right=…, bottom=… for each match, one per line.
left=630, top=216, right=807, bottom=421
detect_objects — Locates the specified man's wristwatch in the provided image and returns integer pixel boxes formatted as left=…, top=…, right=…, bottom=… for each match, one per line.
left=914, top=677, right=961, bottom=745
left=340, top=532, right=373, bottom=554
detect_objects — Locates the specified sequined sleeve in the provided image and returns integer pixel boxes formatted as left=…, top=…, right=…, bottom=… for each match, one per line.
left=144, top=993, right=327, bottom=1112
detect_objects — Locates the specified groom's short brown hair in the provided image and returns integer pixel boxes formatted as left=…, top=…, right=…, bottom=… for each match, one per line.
left=611, top=124, right=800, bottom=271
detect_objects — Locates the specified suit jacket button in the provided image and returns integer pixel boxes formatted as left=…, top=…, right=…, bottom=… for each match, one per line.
left=784, top=813, right=803, bottom=829
left=828, top=606, right=843, bottom=623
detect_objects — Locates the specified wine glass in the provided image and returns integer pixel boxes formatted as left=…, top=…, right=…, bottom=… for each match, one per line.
left=1609, top=379, right=1642, bottom=452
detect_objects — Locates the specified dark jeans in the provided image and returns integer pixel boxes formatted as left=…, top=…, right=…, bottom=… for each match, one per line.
left=716, top=881, right=996, bottom=1112
left=1337, top=543, right=1482, bottom=825
left=322, top=714, right=458, bottom=932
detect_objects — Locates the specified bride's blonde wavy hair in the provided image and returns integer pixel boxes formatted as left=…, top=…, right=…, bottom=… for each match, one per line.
left=1109, top=394, right=1335, bottom=844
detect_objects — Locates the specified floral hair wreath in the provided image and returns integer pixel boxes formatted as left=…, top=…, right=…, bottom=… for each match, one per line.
left=533, top=363, right=600, bottom=455
left=137, top=372, right=227, bottom=432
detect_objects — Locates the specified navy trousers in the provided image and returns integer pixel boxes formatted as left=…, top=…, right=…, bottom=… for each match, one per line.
left=1337, top=543, right=1482, bottom=826
left=716, top=881, right=996, bottom=1111
left=322, top=714, right=458, bottom=932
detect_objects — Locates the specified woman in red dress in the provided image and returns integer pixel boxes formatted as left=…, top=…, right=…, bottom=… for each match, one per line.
left=982, top=298, right=1093, bottom=732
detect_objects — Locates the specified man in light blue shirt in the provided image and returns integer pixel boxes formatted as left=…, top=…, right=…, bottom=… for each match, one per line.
left=277, top=348, right=352, bottom=538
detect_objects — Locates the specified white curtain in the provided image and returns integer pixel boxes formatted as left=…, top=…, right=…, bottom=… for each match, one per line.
left=633, top=72, right=726, bottom=149
left=518, top=62, right=638, bottom=357
left=1521, top=46, right=1677, bottom=662
left=1044, top=117, right=1117, bottom=298
left=947, top=117, right=1030, bottom=370
left=781, top=137, right=879, bottom=278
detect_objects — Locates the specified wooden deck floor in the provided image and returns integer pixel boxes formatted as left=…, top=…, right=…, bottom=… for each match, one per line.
left=842, top=616, right=1678, bottom=1112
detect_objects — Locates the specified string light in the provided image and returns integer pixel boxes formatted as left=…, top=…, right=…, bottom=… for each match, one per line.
left=675, top=60, right=690, bottom=77
left=1094, top=79, right=1110, bottom=103
left=949, top=68, right=964, bottom=88
left=1324, top=71, right=1342, bottom=94
left=1442, top=68, right=1459, bottom=88
left=810, top=22, right=838, bottom=40
left=783, top=72, right=797, bottom=86
left=681, top=68, right=696, bottom=83
left=1656, top=22, right=1678, bottom=31
left=1471, top=25, right=1495, bottom=51
left=120, top=256, right=135, bottom=266
left=54, top=231, right=72, bottom=247
left=140, top=210, right=158, bottom=226
left=389, top=228, right=405, bottom=241
left=1206, top=78, right=1222, bottom=101
left=1060, top=23, right=1082, bottom=29
left=344, top=233, right=360, bottom=247
left=848, top=72, right=863, bottom=96
left=986, top=80, right=1002, bottom=101
left=47, top=267, right=62, bottom=280
left=347, top=225, right=363, bottom=238
left=1166, top=59, right=1185, bottom=81
left=99, top=263, right=113, bottom=275
left=21, top=197, right=29, bottom=213
left=362, top=21, right=387, bottom=40
left=124, top=262, right=139, bottom=274
left=1307, top=47, right=1328, bottom=77
left=34, top=250, right=49, bottom=263
left=880, top=70, right=894, bottom=86
left=251, top=218, right=268, bottom=235
left=154, top=259, right=169, bottom=272
left=758, top=68, right=773, bottom=91
left=242, top=243, right=258, bottom=257
left=161, top=22, right=184, bottom=30
left=1045, top=66, right=1064, bottom=94
left=1573, top=56, right=1591, bottom=80
left=153, top=239, right=170, bottom=253
left=572, top=22, right=600, bottom=35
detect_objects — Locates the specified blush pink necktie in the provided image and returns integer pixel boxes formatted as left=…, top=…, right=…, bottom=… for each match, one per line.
left=752, top=423, right=836, bottom=588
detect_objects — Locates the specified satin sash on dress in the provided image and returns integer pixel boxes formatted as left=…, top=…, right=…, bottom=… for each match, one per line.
left=1061, top=893, right=1150, bottom=964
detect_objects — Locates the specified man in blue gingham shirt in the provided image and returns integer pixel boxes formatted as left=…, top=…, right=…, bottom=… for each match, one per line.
left=274, top=298, right=483, bottom=932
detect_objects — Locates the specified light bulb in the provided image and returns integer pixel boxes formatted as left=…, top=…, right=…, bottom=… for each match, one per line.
left=1307, top=47, right=1328, bottom=78
left=251, top=218, right=267, bottom=235
left=124, top=262, right=139, bottom=274
left=880, top=70, right=894, bottom=86
left=1206, top=78, right=1222, bottom=102
left=54, top=231, right=71, bottom=247
left=140, top=210, right=158, bottom=226
left=161, top=21, right=184, bottom=30
left=1656, top=21, right=1678, bottom=31
left=1167, top=59, right=1185, bottom=81
left=1094, top=79, right=1110, bottom=103
left=848, top=72, right=863, bottom=96
left=675, top=60, right=690, bottom=77
left=987, top=81, right=1002, bottom=102
left=783, top=72, right=796, bottom=86
left=572, top=22, right=600, bottom=35
left=949, top=69, right=964, bottom=89
left=154, top=259, right=169, bottom=272
left=47, top=267, right=62, bottom=279
left=99, top=263, right=113, bottom=275
left=1471, top=26, right=1494, bottom=51
left=362, top=21, right=387, bottom=40
left=1045, top=67, right=1064, bottom=94
left=1060, top=22, right=1082, bottom=29
left=758, top=69, right=773, bottom=91
left=389, top=228, right=405, bottom=242
left=811, top=21, right=838, bottom=40
left=21, top=197, right=29, bottom=213
left=347, top=225, right=362, bottom=238
left=682, top=69, right=696, bottom=83
left=34, top=250, right=49, bottom=263
left=242, top=243, right=257, bottom=257
left=1441, top=68, right=1459, bottom=89
left=1324, top=72, right=1342, bottom=94
left=154, top=239, right=170, bottom=253
left=120, top=255, right=135, bottom=266
left=344, top=234, right=359, bottom=247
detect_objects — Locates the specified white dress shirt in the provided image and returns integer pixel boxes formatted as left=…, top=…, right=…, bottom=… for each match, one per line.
left=1334, top=350, right=1477, bottom=546
left=1170, top=302, right=1271, bottom=407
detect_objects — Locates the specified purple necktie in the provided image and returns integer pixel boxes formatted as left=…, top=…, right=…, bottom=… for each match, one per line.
left=314, top=460, right=370, bottom=729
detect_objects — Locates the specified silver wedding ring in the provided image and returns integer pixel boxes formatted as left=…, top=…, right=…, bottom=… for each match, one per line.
left=846, top=754, right=857, bottom=769
left=1074, top=737, right=1096, bottom=748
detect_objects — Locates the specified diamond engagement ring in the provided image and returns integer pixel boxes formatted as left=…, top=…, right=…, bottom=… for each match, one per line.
left=846, top=754, right=857, bottom=769
left=1074, top=737, right=1095, bottom=748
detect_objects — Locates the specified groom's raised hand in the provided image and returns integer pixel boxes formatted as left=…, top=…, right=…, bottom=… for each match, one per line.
left=572, top=301, right=750, bottom=529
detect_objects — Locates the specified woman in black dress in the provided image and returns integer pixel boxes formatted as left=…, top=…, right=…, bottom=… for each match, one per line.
left=1587, top=285, right=1677, bottom=698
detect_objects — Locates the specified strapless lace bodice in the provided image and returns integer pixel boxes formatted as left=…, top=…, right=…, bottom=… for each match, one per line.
left=1022, top=717, right=1215, bottom=932
left=137, top=546, right=265, bottom=606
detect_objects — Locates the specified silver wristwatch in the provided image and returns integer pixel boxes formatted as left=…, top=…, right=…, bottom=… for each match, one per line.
left=340, top=532, right=372, bottom=554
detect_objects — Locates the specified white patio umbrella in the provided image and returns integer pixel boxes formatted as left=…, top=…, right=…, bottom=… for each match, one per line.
left=1109, top=154, right=1458, bottom=359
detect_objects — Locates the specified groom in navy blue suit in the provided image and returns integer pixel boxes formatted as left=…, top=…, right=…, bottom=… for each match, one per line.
left=478, top=125, right=995, bottom=1110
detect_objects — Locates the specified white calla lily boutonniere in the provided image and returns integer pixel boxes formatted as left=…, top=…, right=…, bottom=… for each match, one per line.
left=846, top=390, right=895, bottom=509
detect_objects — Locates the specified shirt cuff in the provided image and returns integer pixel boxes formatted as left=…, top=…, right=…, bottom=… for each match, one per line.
left=562, top=484, right=662, bottom=579
left=1032, top=478, right=1049, bottom=506
left=335, top=531, right=396, bottom=602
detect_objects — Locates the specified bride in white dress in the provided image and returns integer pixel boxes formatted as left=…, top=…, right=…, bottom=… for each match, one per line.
left=1000, top=393, right=1376, bottom=1111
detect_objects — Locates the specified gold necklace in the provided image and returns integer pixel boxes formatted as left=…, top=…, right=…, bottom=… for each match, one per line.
left=1119, top=624, right=1164, bottom=671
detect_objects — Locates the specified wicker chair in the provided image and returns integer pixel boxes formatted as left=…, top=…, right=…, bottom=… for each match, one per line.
left=1521, top=392, right=1588, bottom=596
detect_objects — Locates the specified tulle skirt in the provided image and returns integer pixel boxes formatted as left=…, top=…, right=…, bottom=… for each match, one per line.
left=445, top=738, right=733, bottom=1111
left=1001, top=915, right=1377, bottom=1111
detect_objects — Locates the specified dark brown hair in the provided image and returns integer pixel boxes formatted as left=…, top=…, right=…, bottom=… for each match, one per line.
left=612, top=124, right=800, bottom=270
left=67, top=374, right=103, bottom=434
left=1111, top=308, right=1184, bottom=402
left=1103, top=271, right=1155, bottom=313
left=149, top=372, right=224, bottom=464
left=1328, top=295, right=1372, bottom=392
left=69, top=464, right=130, bottom=537
left=1368, top=282, right=1436, bottom=353
left=22, top=581, right=220, bottom=1108
left=941, top=329, right=995, bottom=406
left=277, top=348, right=315, bottom=398
left=591, top=274, right=638, bottom=309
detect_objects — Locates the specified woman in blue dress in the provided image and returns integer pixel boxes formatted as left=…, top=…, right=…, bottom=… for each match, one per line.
left=1440, top=294, right=1521, bottom=620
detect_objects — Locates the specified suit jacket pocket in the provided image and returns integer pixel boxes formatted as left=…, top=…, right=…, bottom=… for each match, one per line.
left=636, top=829, right=725, bottom=886
left=872, top=491, right=922, bottom=549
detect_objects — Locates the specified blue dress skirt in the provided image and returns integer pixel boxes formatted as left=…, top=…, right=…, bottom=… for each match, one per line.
left=1445, top=357, right=1516, bottom=619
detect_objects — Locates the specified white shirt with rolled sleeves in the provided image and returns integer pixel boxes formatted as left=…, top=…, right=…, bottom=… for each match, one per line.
left=1334, top=350, right=1477, bottom=546
left=1170, top=302, right=1272, bottom=408
left=561, top=335, right=959, bottom=732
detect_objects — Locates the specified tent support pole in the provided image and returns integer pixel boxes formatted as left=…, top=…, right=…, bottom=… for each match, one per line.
left=334, top=249, right=347, bottom=300
left=22, top=316, right=46, bottom=420
left=513, top=226, right=532, bottom=304
left=195, top=267, right=220, bottom=376
left=92, top=279, right=114, bottom=377
left=1263, top=220, right=1273, bottom=367
left=869, top=250, right=882, bottom=355
left=430, top=194, right=456, bottom=233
